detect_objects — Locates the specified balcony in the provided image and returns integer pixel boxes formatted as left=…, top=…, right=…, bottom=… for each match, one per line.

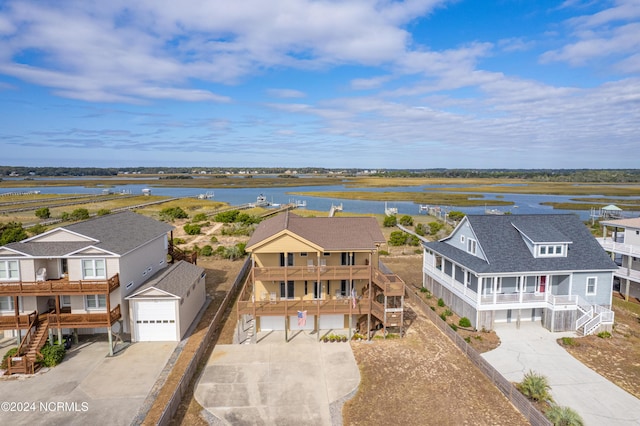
left=252, top=265, right=371, bottom=282
left=597, top=238, right=640, bottom=257
left=0, top=274, right=120, bottom=296
left=237, top=297, right=370, bottom=317
left=0, top=305, right=121, bottom=330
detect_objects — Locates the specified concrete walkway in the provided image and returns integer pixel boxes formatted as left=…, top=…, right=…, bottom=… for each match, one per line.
left=482, top=322, right=640, bottom=425
left=195, top=330, right=360, bottom=425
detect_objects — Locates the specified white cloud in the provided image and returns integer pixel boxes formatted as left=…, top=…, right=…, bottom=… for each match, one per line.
left=266, top=88, right=306, bottom=98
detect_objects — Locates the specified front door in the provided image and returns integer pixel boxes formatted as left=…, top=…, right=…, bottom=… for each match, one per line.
left=538, top=276, right=546, bottom=293
left=313, top=281, right=322, bottom=299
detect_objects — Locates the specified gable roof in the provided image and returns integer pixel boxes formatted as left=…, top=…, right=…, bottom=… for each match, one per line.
left=425, top=214, right=617, bottom=274
left=126, top=260, right=204, bottom=299
left=5, top=211, right=173, bottom=257
left=247, top=212, right=385, bottom=251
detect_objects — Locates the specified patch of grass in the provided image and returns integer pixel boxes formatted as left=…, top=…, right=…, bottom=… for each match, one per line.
left=561, top=337, right=577, bottom=346
left=597, top=331, right=612, bottom=339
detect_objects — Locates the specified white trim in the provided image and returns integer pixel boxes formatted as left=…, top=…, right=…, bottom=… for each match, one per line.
left=85, top=294, right=106, bottom=310
left=0, top=260, right=20, bottom=281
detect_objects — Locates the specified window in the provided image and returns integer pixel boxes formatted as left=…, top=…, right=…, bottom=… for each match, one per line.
left=467, top=239, right=477, bottom=255
left=300, top=252, right=308, bottom=257
left=82, top=259, right=106, bottom=279
left=460, top=235, right=465, bottom=243
left=537, top=244, right=565, bottom=257
left=126, top=282, right=134, bottom=289
left=0, top=296, right=14, bottom=311
left=341, top=252, right=354, bottom=266
left=0, top=260, right=19, bottom=280
left=61, top=295, right=71, bottom=307
left=279, top=253, right=294, bottom=267
left=586, top=277, right=597, bottom=295
left=279, top=281, right=294, bottom=299
left=85, top=294, right=106, bottom=310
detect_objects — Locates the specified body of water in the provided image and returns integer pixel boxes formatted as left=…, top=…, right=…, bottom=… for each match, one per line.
left=4, top=182, right=638, bottom=221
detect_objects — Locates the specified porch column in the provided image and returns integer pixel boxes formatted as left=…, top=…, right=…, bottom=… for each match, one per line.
left=367, top=252, right=372, bottom=340
left=624, top=256, right=632, bottom=301
left=284, top=251, right=288, bottom=299
left=544, top=275, right=550, bottom=303
left=106, top=291, right=113, bottom=356
left=13, top=296, right=20, bottom=345
left=492, top=277, right=497, bottom=305
left=56, top=296, right=62, bottom=344
left=477, top=277, right=483, bottom=306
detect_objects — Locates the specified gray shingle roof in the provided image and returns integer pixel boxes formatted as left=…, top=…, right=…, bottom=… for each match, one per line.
left=127, top=260, right=205, bottom=299
left=247, top=212, right=385, bottom=251
left=5, top=211, right=174, bottom=257
left=424, top=214, right=617, bottom=274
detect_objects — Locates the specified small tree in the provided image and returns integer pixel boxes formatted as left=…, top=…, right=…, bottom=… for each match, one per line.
left=398, top=215, right=413, bottom=226
left=35, top=207, right=50, bottom=219
left=428, top=221, right=443, bottom=235
left=383, top=215, right=397, bottom=227
left=388, top=231, right=407, bottom=246
left=0, top=222, right=28, bottom=245
left=192, top=213, right=208, bottom=223
left=96, top=208, right=111, bottom=216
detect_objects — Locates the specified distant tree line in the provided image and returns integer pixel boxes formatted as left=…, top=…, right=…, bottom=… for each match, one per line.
left=2, top=166, right=640, bottom=182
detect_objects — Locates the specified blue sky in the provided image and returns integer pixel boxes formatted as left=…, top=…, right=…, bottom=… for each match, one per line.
left=1, top=0, right=639, bottom=169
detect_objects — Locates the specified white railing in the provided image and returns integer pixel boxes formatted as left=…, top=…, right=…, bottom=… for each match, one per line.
left=597, top=238, right=640, bottom=256
left=576, top=311, right=592, bottom=330
left=584, top=314, right=604, bottom=336
left=613, top=266, right=640, bottom=281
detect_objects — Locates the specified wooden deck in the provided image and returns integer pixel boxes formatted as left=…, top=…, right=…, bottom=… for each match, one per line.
left=237, top=297, right=371, bottom=316
left=253, top=265, right=371, bottom=282
left=0, top=274, right=120, bottom=296
left=0, top=305, right=121, bottom=330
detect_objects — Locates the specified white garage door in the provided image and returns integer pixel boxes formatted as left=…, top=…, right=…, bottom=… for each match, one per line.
left=260, top=316, right=285, bottom=331
left=319, top=314, right=344, bottom=329
left=135, top=300, right=177, bottom=341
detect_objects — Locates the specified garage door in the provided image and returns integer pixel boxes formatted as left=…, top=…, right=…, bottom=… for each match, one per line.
left=135, top=300, right=177, bottom=341
left=319, top=314, right=344, bottom=329
left=260, top=316, right=285, bottom=331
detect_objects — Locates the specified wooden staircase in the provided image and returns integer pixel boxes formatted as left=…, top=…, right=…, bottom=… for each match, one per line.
left=6, top=316, right=49, bottom=375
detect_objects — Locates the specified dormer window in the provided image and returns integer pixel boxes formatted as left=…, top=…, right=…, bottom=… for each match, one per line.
left=537, top=244, right=565, bottom=257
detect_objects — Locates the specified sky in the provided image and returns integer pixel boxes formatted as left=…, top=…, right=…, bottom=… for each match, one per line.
left=0, top=0, right=639, bottom=169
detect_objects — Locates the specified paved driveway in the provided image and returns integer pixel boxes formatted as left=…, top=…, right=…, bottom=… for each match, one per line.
left=195, top=331, right=360, bottom=426
left=0, top=338, right=176, bottom=425
left=482, top=322, right=640, bottom=425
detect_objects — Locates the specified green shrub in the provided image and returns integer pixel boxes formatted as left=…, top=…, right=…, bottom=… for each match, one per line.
left=439, top=312, right=447, bottom=321
left=28, top=223, right=47, bottom=236
left=183, top=223, right=201, bottom=235
left=448, top=211, right=466, bottom=222
left=399, top=215, right=413, bottom=226
left=406, top=235, right=420, bottom=246
left=428, top=221, right=443, bottom=235
left=379, top=250, right=389, bottom=256
left=172, top=237, right=186, bottom=245
left=69, top=208, right=90, bottom=221
left=388, top=231, right=408, bottom=246
left=449, top=323, right=458, bottom=331
left=214, top=210, right=239, bottom=223
left=459, top=317, right=472, bottom=328
left=39, top=343, right=65, bottom=367
left=192, top=213, right=208, bottom=222
left=597, top=331, right=612, bottom=339
left=430, top=306, right=435, bottom=311
left=517, top=370, right=554, bottom=403
left=160, top=207, right=188, bottom=221
left=419, top=287, right=429, bottom=293
left=444, top=309, right=453, bottom=316
left=35, top=207, right=50, bottom=219
left=415, top=223, right=426, bottom=236
left=1, top=347, right=19, bottom=369
left=0, top=222, right=28, bottom=244
left=210, top=236, right=218, bottom=243
left=464, top=336, right=471, bottom=343
left=200, top=245, right=213, bottom=256
left=561, top=337, right=576, bottom=346
left=96, top=208, right=111, bottom=216
left=383, top=215, right=397, bottom=227
left=545, top=404, right=584, bottom=426
left=437, top=298, right=445, bottom=307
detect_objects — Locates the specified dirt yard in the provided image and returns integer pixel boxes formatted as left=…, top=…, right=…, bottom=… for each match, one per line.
left=559, top=294, right=640, bottom=399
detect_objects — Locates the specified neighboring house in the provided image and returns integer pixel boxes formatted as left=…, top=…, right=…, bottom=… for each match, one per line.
left=237, top=212, right=404, bottom=340
left=422, top=214, right=616, bottom=335
left=598, top=217, right=640, bottom=301
left=0, top=211, right=204, bottom=373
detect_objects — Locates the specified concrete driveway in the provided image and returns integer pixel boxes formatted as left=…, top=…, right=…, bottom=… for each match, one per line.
left=0, top=338, right=176, bottom=425
left=482, top=322, right=640, bottom=425
left=195, top=331, right=360, bottom=426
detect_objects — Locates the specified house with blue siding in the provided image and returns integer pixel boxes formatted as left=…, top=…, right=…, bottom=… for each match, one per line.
left=422, top=214, right=616, bottom=335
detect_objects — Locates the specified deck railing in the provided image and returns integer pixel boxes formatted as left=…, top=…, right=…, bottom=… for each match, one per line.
left=253, top=264, right=371, bottom=282
left=0, top=274, right=120, bottom=296
left=46, top=304, right=121, bottom=329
